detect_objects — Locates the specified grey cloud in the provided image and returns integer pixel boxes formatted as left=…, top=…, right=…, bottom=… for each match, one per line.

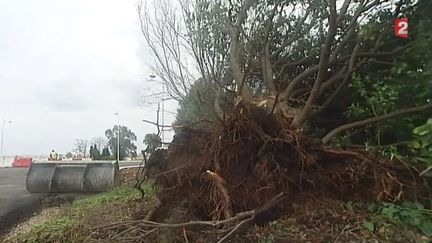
left=0, top=0, right=176, bottom=155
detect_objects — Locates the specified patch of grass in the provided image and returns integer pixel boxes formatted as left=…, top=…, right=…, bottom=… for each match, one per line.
left=11, top=183, right=156, bottom=243
left=71, top=186, right=142, bottom=210
left=137, top=178, right=156, bottom=196
left=34, top=216, right=72, bottom=232
left=14, top=216, right=74, bottom=243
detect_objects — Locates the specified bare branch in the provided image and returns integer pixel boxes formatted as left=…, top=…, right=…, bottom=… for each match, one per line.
left=228, top=0, right=255, bottom=100
left=336, top=0, right=351, bottom=23
left=142, top=119, right=172, bottom=129
left=262, top=42, right=275, bottom=93
left=92, top=192, right=287, bottom=242
left=322, top=103, right=432, bottom=144
left=291, top=0, right=338, bottom=128
left=313, top=43, right=363, bottom=117
left=319, top=66, right=347, bottom=96
left=272, top=6, right=313, bottom=58
left=138, top=0, right=197, bottom=101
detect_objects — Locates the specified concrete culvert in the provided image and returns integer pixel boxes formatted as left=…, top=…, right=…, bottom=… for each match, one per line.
left=26, top=161, right=119, bottom=193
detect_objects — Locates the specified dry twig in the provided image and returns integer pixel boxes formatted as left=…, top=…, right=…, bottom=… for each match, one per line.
left=91, top=193, right=286, bottom=242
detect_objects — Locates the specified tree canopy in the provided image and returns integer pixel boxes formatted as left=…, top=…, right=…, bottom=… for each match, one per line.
left=105, top=125, right=137, bottom=160
left=140, top=0, right=431, bottom=147
left=143, top=133, right=162, bottom=154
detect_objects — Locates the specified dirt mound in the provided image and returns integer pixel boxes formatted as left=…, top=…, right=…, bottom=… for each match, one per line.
left=149, top=106, right=429, bottom=226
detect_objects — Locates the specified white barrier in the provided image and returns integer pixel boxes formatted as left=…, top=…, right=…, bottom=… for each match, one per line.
left=0, top=158, right=13, bottom=168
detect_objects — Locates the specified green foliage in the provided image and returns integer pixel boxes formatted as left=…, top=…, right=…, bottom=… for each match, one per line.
left=105, top=125, right=137, bottom=160
left=99, top=147, right=112, bottom=160
left=341, top=1, right=432, bottom=147
left=362, top=221, right=375, bottom=232
left=348, top=77, right=400, bottom=120
left=143, top=133, right=162, bottom=153
left=345, top=43, right=432, bottom=146
left=368, top=202, right=432, bottom=236
left=89, top=144, right=101, bottom=160
left=409, top=118, right=432, bottom=165
left=346, top=74, right=412, bottom=146
left=344, top=201, right=354, bottom=211
left=380, top=145, right=400, bottom=160
left=175, top=78, right=219, bottom=126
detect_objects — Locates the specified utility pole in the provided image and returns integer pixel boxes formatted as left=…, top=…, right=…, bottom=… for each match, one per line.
left=1, top=119, right=12, bottom=163
left=149, top=74, right=166, bottom=147
left=114, top=113, right=120, bottom=162
left=161, top=80, right=165, bottom=147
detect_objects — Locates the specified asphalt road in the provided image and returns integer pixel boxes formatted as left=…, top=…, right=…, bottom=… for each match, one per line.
left=0, top=167, right=40, bottom=234
left=0, top=161, right=142, bottom=234
left=0, top=168, right=34, bottom=211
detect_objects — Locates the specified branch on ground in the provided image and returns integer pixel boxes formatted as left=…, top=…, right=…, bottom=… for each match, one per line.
left=92, top=192, right=287, bottom=242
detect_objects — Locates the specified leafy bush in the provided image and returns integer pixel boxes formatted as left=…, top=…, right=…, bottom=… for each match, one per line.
left=409, top=118, right=432, bottom=165
left=368, top=202, right=432, bottom=236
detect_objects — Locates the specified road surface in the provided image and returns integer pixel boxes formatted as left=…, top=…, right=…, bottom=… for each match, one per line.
left=0, top=161, right=141, bottom=234
left=0, top=167, right=40, bottom=234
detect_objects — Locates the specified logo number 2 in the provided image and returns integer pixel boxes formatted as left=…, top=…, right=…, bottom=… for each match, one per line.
left=395, top=18, right=408, bottom=38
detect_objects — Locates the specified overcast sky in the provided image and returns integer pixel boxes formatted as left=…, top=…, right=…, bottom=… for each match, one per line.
left=0, top=0, right=177, bottom=156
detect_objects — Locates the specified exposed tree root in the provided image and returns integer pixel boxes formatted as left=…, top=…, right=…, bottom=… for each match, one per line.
left=138, top=105, right=430, bottom=241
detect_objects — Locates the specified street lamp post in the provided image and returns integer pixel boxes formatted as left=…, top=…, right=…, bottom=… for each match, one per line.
left=114, top=113, right=120, bottom=162
left=1, top=119, right=12, bottom=163
left=161, top=80, right=165, bottom=147
left=149, top=75, right=166, bottom=147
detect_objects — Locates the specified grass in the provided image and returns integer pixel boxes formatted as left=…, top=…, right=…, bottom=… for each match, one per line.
left=18, top=216, right=74, bottom=243
left=10, top=183, right=155, bottom=243
left=71, top=187, right=140, bottom=210
left=9, top=181, right=430, bottom=242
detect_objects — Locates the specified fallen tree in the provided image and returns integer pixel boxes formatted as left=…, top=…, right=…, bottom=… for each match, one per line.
left=133, top=104, right=431, bottom=242
left=150, top=105, right=430, bottom=217
left=133, top=0, right=432, bottom=241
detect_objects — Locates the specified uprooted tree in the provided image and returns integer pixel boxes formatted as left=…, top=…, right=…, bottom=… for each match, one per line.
left=134, top=0, right=432, bottom=240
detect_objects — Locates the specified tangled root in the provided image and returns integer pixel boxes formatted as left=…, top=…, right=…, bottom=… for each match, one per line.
left=149, top=105, right=429, bottom=222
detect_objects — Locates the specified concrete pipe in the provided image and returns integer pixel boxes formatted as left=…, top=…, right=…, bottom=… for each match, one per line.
left=26, top=161, right=119, bottom=193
